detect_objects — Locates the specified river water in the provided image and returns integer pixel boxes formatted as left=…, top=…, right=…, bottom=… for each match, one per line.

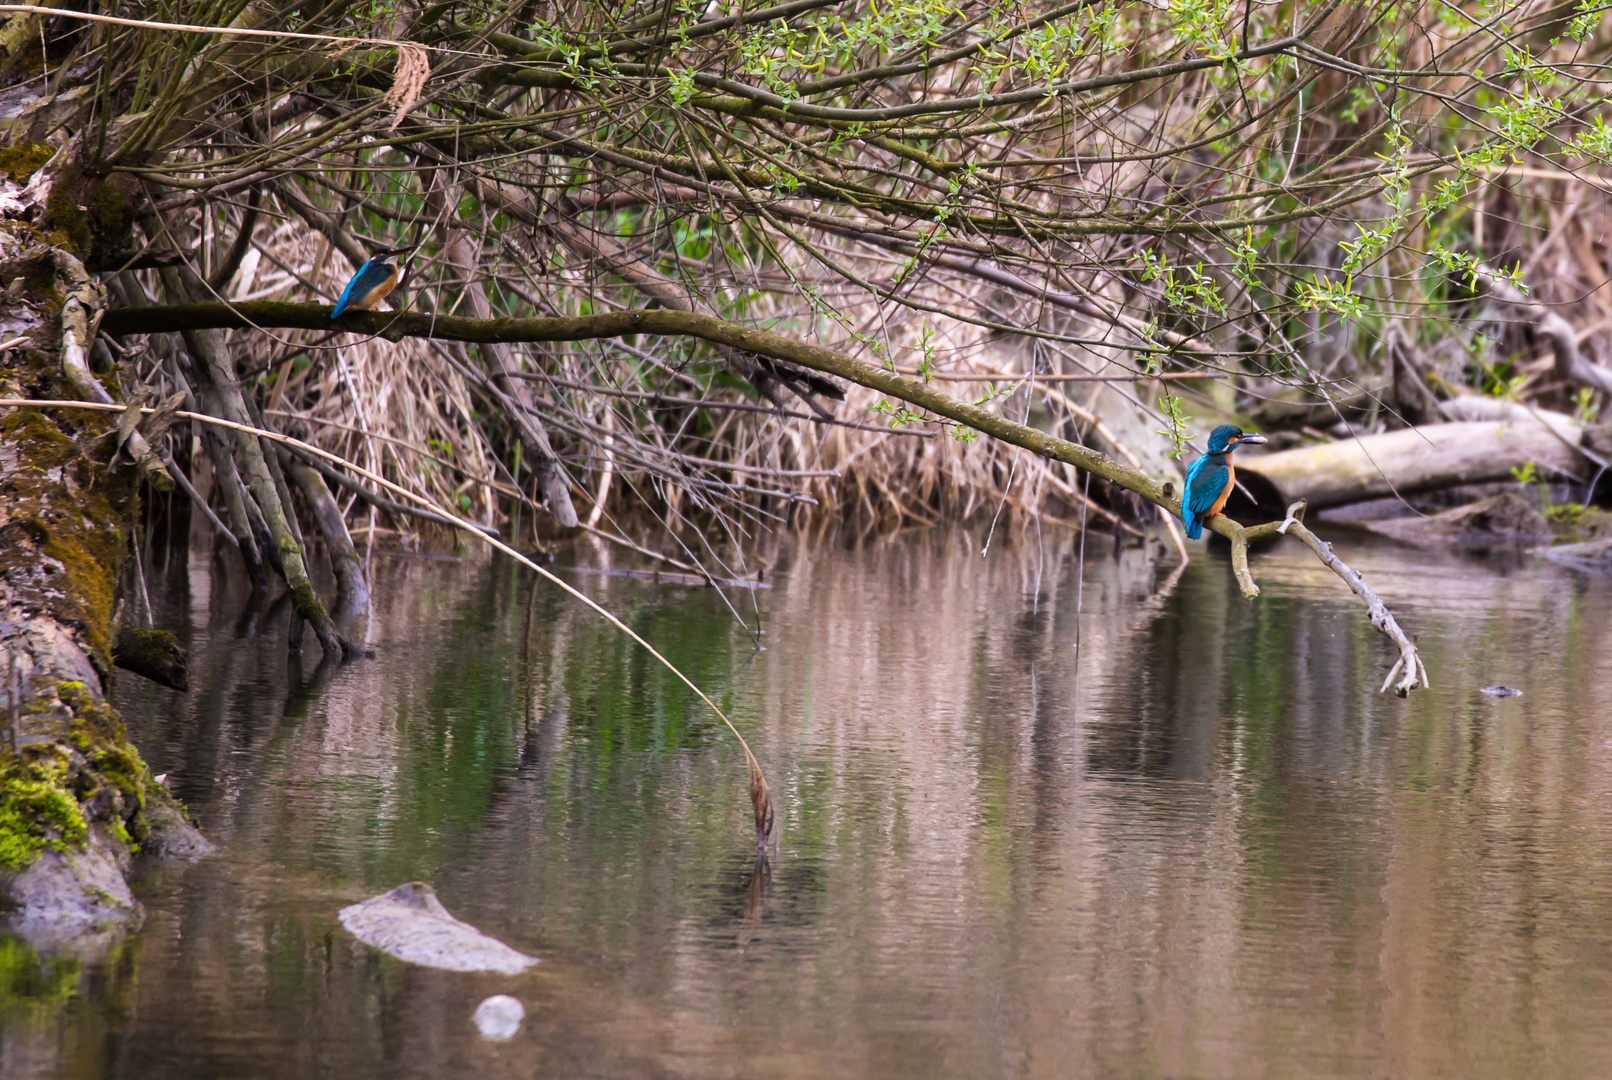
left=4, top=522, right=1612, bottom=1078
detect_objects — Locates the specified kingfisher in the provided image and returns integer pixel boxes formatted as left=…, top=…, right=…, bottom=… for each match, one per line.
left=1180, top=424, right=1268, bottom=539
left=331, top=245, right=417, bottom=318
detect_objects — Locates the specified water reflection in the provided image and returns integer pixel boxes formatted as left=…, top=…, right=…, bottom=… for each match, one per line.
left=4, top=522, right=1612, bottom=1078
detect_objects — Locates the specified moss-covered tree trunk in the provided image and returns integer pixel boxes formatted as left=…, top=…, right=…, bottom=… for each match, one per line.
left=0, top=143, right=207, bottom=940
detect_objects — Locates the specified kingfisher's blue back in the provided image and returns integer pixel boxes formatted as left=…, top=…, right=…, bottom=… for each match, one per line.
left=1181, top=452, right=1232, bottom=539
left=1178, top=423, right=1265, bottom=539
left=331, top=257, right=398, bottom=318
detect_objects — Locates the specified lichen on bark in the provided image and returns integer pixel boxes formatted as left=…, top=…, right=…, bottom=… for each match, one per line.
left=0, top=143, right=206, bottom=931
left=0, top=410, right=127, bottom=675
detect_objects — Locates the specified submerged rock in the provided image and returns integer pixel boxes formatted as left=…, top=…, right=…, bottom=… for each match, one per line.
left=1, top=824, right=143, bottom=946
left=473, top=994, right=525, bottom=1041
left=338, top=882, right=538, bottom=974
left=1362, top=492, right=1550, bottom=546
left=140, top=801, right=216, bottom=861
left=1481, top=685, right=1523, bottom=698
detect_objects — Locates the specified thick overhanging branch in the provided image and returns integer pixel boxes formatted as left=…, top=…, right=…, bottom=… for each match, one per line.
left=101, top=299, right=1168, bottom=498
left=100, top=299, right=1428, bottom=694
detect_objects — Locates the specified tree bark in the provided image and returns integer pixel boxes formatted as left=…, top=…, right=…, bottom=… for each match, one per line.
left=102, top=300, right=1167, bottom=490
left=196, top=404, right=270, bottom=587
left=181, top=327, right=354, bottom=657
left=283, top=453, right=370, bottom=617
left=92, top=297, right=1593, bottom=520
left=91, top=296, right=1434, bottom=690
left=141, top=204, right=359, bottom=651
left=0, top=148, right=208, bottom=940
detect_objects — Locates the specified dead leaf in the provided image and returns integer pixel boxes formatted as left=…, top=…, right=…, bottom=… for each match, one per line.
left=140, top=391, right=186, bottom=447
left=384, top=43, right=430, bottom=130
left=113, top=388, right=153, bottom=463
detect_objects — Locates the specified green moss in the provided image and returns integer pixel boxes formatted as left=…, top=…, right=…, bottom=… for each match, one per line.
left=44, top=184, right=91, bottom=260
left=0, top=411, right=126, bottom=672
left=63, top=681, right=149, bottom=836
left=113, top=627, right=188, bottom=690
left=103, top=817, right=132, bottom=848
left=41, top=527, right=118, bottom=665
left=93, top=181, right=124, bottom=220
left=0, top=751, right=88, bottom=869
left=0, top=683, right=155, bottom=870
left=29, top=162, right=138, bottom=269
left=0, top=411, right=78, bottom=470
left=0, top=229, right=171, bottom=879
left=83, top=179, right=137, bottom=271
left=113, top=628, right=182, bottom=671
left=0, top=142, right=51, bottom=182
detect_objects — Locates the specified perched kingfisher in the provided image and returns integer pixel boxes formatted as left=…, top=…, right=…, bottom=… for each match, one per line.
left=1180, top=424, right=1268, bottom=539
left=331, top=245, right=417, bottom=318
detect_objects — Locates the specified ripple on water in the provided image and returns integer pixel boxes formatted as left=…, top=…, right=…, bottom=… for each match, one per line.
left=7, top=528, right=1609, bottom=1079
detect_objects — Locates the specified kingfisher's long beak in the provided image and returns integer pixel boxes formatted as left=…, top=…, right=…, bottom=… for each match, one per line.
left=1236, top=433, right=1268, bottom=446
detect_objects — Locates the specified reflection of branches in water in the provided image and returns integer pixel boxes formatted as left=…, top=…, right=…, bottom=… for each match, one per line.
left=1072, top=469, right=1092, bottom=718
left=283, top=650, right=342, bottom=716
left=232, top=587, right=270, bottom=639
left=22, top=397, right=781, bottom=842
left=1140, top=559, right=1189, bottom=615
left=738, top=854, right=772, bottom=951
left=522, top=571, right=542, bottom=734
left=1232, top=500, right=1428, bottom=696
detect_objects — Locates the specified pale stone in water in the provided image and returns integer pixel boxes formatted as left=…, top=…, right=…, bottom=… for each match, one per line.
left=338, top=882, right=538, bottom=974
left=2, top=824, right=143, bottom=946
left=473, top=995, right=525, bottom=1041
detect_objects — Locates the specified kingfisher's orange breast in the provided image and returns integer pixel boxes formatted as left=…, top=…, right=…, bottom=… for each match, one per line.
left=1207, top=460, right=1234, bottom=516
left=353, top=265, right=401, bottom=311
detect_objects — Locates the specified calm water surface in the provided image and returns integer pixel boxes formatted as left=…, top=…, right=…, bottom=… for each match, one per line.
left=4, top=522, right=1612, bottom=1079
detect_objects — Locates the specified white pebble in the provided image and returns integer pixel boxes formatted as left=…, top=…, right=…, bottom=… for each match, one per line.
left=473, top=995, right=524, bottom=1041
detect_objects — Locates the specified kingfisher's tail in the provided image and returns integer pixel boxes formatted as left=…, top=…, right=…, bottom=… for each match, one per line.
left=1184, top=513, right=1203, bottom=540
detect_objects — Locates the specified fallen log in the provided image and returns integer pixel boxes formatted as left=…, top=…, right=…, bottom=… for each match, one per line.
left=1435, top=396, right=1580, bottom=439
left=1536, top=535, right=1612, bottom=566
left=1237, top=420, right=1584, bottom=512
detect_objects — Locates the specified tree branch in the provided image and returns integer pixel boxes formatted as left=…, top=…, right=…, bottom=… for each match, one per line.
left=1228, top=501, right=1427, bottom=695
left=99, top=300, right=1428, bottom=693
left=102, top=299, right=1165, bottom=488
